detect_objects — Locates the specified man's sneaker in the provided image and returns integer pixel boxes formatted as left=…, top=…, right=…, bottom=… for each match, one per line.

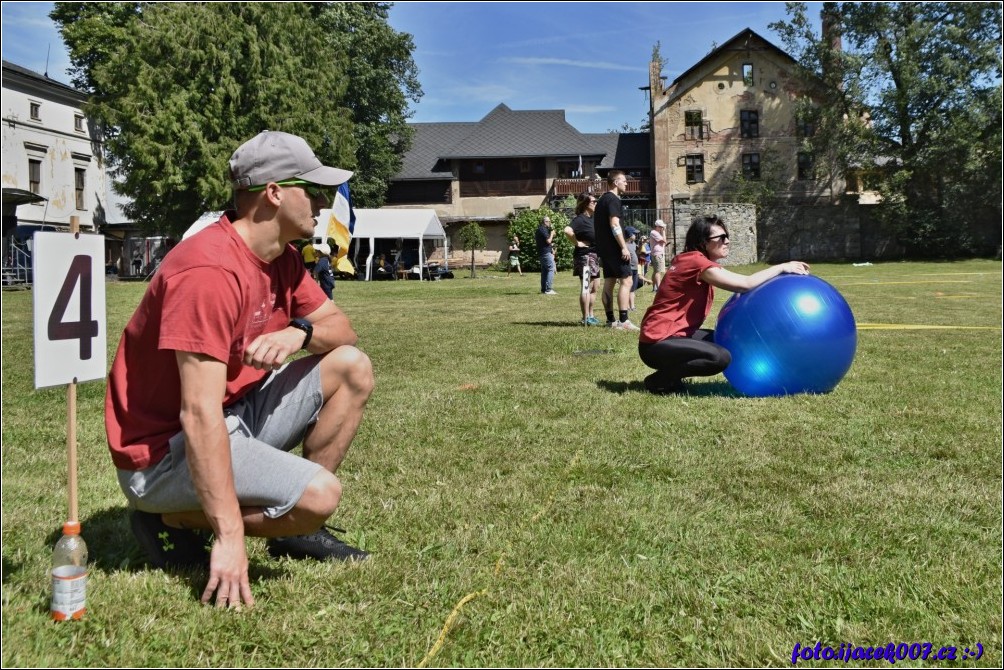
left=130, top=510, right=209, bottom=569
left=585, top=316, right=602, bottom=326
left=613, top=319, right=640, bottom=332
left=266, top=526, right=369, bottom=562
left=544, top=290, right=558, bottom=295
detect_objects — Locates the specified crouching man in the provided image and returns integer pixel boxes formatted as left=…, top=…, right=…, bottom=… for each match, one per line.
left=105, top=131, right=374, bottom=608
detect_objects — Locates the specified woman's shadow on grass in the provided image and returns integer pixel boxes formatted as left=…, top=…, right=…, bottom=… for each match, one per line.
left=596, top=379, right=739, bottom=397
left=515, top=320, right=589, bottom=328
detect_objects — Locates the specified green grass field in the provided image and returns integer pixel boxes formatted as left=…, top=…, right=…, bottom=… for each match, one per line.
left=2, top=259, right=1001, bottom=667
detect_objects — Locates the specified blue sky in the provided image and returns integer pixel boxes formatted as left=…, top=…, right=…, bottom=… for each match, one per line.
left=2, top=1, right=822, bottom=134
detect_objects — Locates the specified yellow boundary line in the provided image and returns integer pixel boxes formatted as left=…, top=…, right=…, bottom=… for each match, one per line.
left=840, top=280, right=974, bottom=285
left=416, top=589, right=488, bottom=668
left=416, top=451, right=584, bottom=666
left=857, top=323, right=1000, bottom=330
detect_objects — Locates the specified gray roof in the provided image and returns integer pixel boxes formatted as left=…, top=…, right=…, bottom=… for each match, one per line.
left=396, top=122, right=474, bottom=180
left=440, top=103, right=603, bottom=159
left=394, top=103, right=648, bottom=180
left=2, top=60, right=86, bottom=100
left=585, top=133, right=651, bottom=169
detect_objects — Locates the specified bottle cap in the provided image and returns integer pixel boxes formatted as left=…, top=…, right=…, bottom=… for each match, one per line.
left=62, top=521, right=81, bottom=535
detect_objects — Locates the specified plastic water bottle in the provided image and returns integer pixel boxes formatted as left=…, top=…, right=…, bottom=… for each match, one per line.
left=51, top=521, right=88, bottom=621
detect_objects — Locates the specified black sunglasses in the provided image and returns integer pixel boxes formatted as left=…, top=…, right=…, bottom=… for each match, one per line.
left=708, top=233, right=729, bottom=242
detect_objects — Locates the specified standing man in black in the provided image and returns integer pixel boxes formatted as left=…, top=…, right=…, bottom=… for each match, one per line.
left=593, top=171, right=638, bottom=330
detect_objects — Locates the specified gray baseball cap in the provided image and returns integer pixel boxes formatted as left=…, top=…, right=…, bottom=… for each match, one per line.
left=229, top=130, right=353, bottom=189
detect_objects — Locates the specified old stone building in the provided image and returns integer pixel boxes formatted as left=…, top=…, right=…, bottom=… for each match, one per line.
left=647, top=28, right=843, bottom=216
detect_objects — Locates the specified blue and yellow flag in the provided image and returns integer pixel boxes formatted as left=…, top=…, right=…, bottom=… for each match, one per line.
left=326, top=182, right=356, bottom=274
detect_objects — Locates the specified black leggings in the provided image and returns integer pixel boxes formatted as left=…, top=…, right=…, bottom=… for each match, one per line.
left=638, top=329, right=731, bottom=382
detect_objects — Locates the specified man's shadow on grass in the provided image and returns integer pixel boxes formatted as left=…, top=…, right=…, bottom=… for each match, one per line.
left=33, top=506, right=289, bottom=608
left=597, top=379, right=740, bottom=398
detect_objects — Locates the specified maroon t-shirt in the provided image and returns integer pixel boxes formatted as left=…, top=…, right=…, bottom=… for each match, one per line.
left=639, top=251, right=720, bottom=343
left=105, top=213, right=326, bottom=470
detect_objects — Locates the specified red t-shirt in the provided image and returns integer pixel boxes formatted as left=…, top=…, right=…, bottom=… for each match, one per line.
left=639, top=251, right=721, bottom=343
left=105, top=213, right=327, bottom=470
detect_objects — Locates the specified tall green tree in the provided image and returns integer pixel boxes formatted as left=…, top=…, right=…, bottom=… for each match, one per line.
left=319, top=2, right=422, bottom=208
left=51, top=2, right=420, bottom=234
left=771, top=2, right=1002, bottom=256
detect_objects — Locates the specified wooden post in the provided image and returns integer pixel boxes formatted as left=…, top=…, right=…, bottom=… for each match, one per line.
left=67, top=215, right=79, bottom=523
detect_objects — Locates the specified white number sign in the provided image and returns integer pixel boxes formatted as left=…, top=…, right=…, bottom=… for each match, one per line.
left=32, top=232, right=107, bottom=389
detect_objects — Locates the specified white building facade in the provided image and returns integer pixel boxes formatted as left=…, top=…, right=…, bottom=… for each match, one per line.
left=2, top=60, right=107, bottom=232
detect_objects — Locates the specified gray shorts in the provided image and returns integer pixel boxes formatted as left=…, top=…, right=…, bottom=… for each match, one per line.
left=117, top=356, right=326, bottom=519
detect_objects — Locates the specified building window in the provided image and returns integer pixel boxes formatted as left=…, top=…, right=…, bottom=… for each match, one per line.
left=74, top=115, right=85, bottom=132
left=740, top=110, right=759, bottom=138
left=686, top=155, right=704, bottom=184
left=798, top=152, right=815, bottom=180
left=685, top=111, right=704, bottom=140
left=75, top=168, right=86, bottom=209
left=30, top=102, right=41, bottom=120
left=742, top=153, right=761, bottom=180
left=796, top=110, right=816, bottom=138
left=473, top=161, right=485, bottom=175
left=29, top=159, right=42, bottom=194
left=742, top=63, right=754, bottom=87
left=519, top=159, right=531, bottom=173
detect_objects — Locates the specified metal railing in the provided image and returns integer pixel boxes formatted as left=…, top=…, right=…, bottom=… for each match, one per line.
left=550, top=177, right=654, bottom=197
left=2, top=244, right=32, bottom=285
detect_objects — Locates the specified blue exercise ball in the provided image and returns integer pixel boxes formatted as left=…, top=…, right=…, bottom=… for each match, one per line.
left=715, top=275, right=856, bottom=397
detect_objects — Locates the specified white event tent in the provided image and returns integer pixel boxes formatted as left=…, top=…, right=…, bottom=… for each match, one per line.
left=313, top=208, right=448, bottom=281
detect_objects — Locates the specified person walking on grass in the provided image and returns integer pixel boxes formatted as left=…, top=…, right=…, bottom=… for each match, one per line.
left=507, top=235, right=523, bottom=276
left=314, top=242, right=336, bottom=299
left=105, top=131, right=374, bottom=610
left=564, top=192, right=601, bottom=325
left=593, top=170, right=637, bottom=330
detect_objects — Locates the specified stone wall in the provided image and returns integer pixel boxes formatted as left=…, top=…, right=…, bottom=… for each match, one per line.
left=668, top=201, right=758, bottom=266
left=666, top=201, right=905, bottom=264
left=758, top=203, right=905, bottom=262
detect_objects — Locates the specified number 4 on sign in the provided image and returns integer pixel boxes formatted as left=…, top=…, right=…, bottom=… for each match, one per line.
left=48, top=255, right=100, bottom=361
left=33, top=231, right=107, bottom=389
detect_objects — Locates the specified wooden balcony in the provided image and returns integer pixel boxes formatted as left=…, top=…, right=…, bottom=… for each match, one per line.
left=551, top=177, right=654, bottom=197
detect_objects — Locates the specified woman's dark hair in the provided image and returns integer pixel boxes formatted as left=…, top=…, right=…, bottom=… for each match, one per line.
left=684, top=215, right=728, bottom=255
left=574, top=192, right=593, bottom=215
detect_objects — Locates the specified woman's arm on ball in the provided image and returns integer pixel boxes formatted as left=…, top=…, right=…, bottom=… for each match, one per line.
left=701, top=261, right=810, bottom=293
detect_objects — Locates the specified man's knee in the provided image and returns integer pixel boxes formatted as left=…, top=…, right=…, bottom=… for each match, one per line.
left=321, top=346, right=375, bottom=397
left=298, top=470, right=342, bottom=521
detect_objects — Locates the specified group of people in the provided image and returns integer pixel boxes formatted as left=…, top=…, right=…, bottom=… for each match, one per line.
left=556, top=170, right=648, bottom=330
left=105, top=132, right=811, bottom=611
left=558, top=170, right=811, bottom=393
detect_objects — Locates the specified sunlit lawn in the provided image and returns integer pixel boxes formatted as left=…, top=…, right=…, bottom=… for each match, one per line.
left=2, top=259, right=1001, bottom=667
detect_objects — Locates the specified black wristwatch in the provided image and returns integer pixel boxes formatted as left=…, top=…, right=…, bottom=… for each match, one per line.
left=288, top=318, right=313, bottom=350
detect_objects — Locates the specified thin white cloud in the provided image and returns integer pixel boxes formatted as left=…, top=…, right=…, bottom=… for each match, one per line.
left=503, top=57, right=647, bottom=73
left=445, top=83, right=517, bottom=103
